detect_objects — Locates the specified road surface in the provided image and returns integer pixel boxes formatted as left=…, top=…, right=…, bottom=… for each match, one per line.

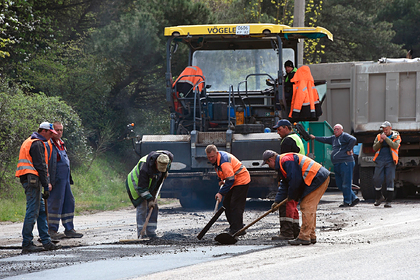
left=1, top=191, right=419, bottom=279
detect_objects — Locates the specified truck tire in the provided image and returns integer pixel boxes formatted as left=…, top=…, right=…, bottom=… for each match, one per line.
left=396, top=181, right=417, bottom=198
left=179, top=191, right=213, bottom=209
left=359, top=167, right=375, bottom=200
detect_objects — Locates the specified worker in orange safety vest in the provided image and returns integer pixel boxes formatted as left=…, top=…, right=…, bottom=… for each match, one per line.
left=289, top=65, right=322, bottom=121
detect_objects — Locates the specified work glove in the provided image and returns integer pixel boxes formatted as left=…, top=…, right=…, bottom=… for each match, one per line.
left=148, top=199, right=156, bottom=209
left=271, top=202, right=279, bottom=210
left=163, top=171, right=168, bottom=179
left=42, top=190, right=50, bottom=200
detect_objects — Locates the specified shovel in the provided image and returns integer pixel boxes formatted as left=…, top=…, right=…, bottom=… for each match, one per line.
left=139, top=178, right=165, bottom=238
left=197, top=200, right=225, bottom=240
left=214, top=198, right=288, bottom=245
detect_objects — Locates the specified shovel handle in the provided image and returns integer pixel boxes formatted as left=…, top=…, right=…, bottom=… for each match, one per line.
left=140, top=206, right=153, bottom=237
left=233, top=198, right=288, bottom=237
left=44, top=197, right=49, bottom=229
left=213, top=200, right=220, bottom=215
left=139, top=177, right=166, bottom=238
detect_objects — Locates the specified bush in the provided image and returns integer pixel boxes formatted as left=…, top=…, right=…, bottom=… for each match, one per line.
left=0, top=79, right=91, bottom=193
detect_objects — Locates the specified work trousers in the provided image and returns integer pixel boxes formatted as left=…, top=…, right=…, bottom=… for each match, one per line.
left=21, top=181, right=51, bottom=247
left=48, top=151, right=75, bottom=232
left=279, top=200, right=300, bottom=238
left=373, top=160, right=396, bottom=192
left=223, top=184, right=249, bottom=233
left=298, top=176, right=330, bottom=241
left=334, top=161, right=357, bottom=204
left=352, top=154, right=360, bottom=186
left=136, top=200, right=158, bottom=238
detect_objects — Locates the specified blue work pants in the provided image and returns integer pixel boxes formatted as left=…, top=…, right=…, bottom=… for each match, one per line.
left=48, top=148, right=75, bottom=232
left=22, top=182, right=51, bottom=247
left=373, top=160, right=396, bottom=192
left=334, top=161, right=357, bottom=204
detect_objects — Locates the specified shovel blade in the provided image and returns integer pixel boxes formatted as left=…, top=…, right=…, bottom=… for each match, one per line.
left=214, top=233, right=238, bottom=245
left=197, top=206, right=225, bottom=240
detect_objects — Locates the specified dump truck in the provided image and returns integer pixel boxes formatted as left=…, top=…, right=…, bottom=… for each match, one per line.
left=135, top=23, right=333, bottom=208
left=308, top=59, right=420, bottom=199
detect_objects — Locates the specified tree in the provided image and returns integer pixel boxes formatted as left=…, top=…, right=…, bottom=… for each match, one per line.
left=314, top=0, right=405, bottom=62
left=377, top=0, right=420, bottom=54
left=0, top=79, right=90, bottom=191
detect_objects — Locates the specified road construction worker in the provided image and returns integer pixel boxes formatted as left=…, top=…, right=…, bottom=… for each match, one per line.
left=272, top=119, right=305, bottom=241
left=284, top=60, right=297, bottom=108
left=289, top=65, right=322, bottom=121
left=47, top=121, right=83, bottom=239
left=126, top=150, right=173, bottom=238
left=16, top=122, right=62, bottom=253
left=310, top=124, right=359, bottom=208
left=372, top=121, right=401, bottom=208
left=263, top=151, right=330, bottom=245
left=205, top=144, right=250, bottom=236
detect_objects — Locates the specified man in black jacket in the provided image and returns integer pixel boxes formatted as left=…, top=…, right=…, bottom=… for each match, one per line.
left=16, top=122, right=62, bottom=253
left=284, top=60, right=297, bottom=108
left=272, top=119, right=305, bottom=241
left=126, top=150, right=174, bottom=238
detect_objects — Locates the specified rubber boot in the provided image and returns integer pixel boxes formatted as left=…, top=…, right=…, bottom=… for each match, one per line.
left=384, top=191, right=393, bottom=208
left=292, top=223, right=301, bottom=239
left=272, top=221, right=294, bottom=240
left=374, top=190, right=385, bottom=206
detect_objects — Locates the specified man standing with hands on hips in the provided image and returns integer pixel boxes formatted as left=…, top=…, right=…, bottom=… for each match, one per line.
left=310, top=124, right=359, bottom=207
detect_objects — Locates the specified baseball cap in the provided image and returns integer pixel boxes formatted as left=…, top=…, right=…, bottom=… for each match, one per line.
left=39, top=122, right=58, bottom=135
left=156, top=154, right=170, bottom=172
left=380, top=121, right=392, bottom=128
left=273, top=119, right=292, bottom=129
left=262, top=150, right=276, bottom=165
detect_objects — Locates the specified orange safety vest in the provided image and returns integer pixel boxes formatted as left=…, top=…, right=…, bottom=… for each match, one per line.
left=215, top=151, right=251, bottom=188
left=289, top=66, right=321, bottom=120
left=279, top=153, right=322, bottom=186
left=172, top=66, right=205, bottom=114
left=15, top=137, right=52, bottom=178
left=373, top=133, right=401, bottom=165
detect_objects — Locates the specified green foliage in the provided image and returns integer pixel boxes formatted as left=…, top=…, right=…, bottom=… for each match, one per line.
left=200, top=0, right=294, bottom=24
left=1, top=0, right=419, bottom=222
left=0, top=155, right=128, bottom=221
left=0, top=79, right=90, bottom=190
left=71, top=156, right=128, bottom=213
left=0, top=188, right=26, bottom=222
left=377, top=0, right=420, bottom=53
left=314, top=0, right=405, bottom=62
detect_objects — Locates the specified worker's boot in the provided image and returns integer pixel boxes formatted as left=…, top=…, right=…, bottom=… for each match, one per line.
left=292, top=223, right=301, bottom=239
left=272, top=221, right=294, bottom=240
left=384, top=191, right=393, bottom=208
left=374, top=190, right=385, bottom=206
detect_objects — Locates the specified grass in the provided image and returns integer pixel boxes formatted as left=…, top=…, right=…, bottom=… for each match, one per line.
left=0, top=191, right=27, bottom=222
left=0, top=154, right=131, bottom=222
left=72, top=155, right=129, bottom=214
left=0, top=153, right=180, bottom=222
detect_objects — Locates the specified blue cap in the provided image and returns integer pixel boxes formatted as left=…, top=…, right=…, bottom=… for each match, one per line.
left=273, top=119, right=292, bottom=129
